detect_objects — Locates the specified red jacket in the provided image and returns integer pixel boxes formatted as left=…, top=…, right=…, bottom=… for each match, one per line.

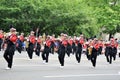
left=51, top=37, right=55, bottom=43
left=62, top=40, right=68, bottom=47
left=75, top=39, right=79, bottom=45
left=110, top=41, right=115, bottom=48
left=99, top=43, right=103, bottom=47
left=19, top=35, right=24, bottom=42
left=46, top=39, right=51, bottom=47
left=10, top=34, right=17, bottom=43
left=105, top=43, right=110, bottom=47
left=68, top=39, right=73, bottom=46
left=29, top=36, right=36, bottom=44
left=0, top=33, right=4, bottom=39
left=79, top=38, right=84, bottom=45
left=114, top=42, right=118, bottom=48
left=37, top=39, right=41, bottom=44
left=94, top=43, right=99, bottom=50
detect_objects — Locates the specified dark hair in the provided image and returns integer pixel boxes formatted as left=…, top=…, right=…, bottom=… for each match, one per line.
left=115, top=38, right=117, bottom=40
left=9, top=24, right=14, bottom=29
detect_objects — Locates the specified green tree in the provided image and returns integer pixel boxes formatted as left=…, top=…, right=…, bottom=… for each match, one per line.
left=0, top=0, right=119, bottom=38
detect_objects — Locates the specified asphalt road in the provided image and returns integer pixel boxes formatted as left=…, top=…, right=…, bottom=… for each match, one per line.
left=0, top=51, right=120, bottom=80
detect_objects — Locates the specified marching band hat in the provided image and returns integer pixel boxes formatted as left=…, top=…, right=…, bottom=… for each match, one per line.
left=10, top=27, right=16, bottom=32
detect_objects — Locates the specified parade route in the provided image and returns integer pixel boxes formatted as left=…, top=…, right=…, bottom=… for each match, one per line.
left=0, top=51, right=120, bottom=80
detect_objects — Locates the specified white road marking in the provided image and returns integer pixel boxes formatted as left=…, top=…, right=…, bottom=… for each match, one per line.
left=14, top=64, right=64, bottom=67
left=13, top=64, right=120, bottom=67
left=44, top=74, right=120, bottom=78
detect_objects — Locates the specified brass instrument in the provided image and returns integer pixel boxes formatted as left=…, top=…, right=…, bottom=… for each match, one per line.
left=88, top=47, right=92, bottom=55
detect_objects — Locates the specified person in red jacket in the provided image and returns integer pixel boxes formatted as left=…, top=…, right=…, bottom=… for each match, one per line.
left=98, top=40, right=103, bottom=55
left=50, top=34, right=55, bottom=54
left=35, top=36, right=41, bottom=56
left=90, top=38, right=99, bottom=67
left=58, top=34, right=68, bottom=68
left=3, top=27, right=17, bottom=69
left=42, top=35, right=51, bottom=63
left=19, top=33, right=24, bottom=42
left=111, top=38, right=118, bottom=61
left=27, top=31, right=36, bottom=59
left=72, top=36, right=78, bottom=54
left=67, top=37, right=73, bottom=56
left=104, top=41, right=111, bottom=63
left=79, top=34, right=84, bottom=45
left=108, top=37, right=116, bottom=64
left=75, top=34, right=84, bottom=63
left=16, top=33, right=24, bottom=53
left=0, top=30, right=4, bottom=51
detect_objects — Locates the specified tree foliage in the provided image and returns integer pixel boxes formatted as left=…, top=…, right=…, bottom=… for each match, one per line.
left=0, top=0, right=120, bottom=37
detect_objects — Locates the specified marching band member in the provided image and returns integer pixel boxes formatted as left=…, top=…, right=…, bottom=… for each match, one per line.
left=58, top=34, right=68, bottom=68
left=98, top=40, right=104, bottom=55
left=0, top=30, right=4, bottom=51
left=16, top=33, right=24, bottom=53
left=91, top=38, right=99, bottom=67
left=72, top=36, right=78, bottom=55
left=42, top=35, right=51, bottom=63
left=67, top=36, right=73, bottom=57
left=104, top=41, right=111, bottom=63
left=85, top=40, right=91, bottom=60
left=3, top=27, right=18, bottom=69
left=108, top=37, right=117, bottom=64
left=113, top=38, right=118, bottom=60
left=27, top=31, right=36, bottom=59
left=50, top=34, right=55, bottom=54
left=75, top=34, right=84, bottom=63
left=35, top=36, right=41, bottom=56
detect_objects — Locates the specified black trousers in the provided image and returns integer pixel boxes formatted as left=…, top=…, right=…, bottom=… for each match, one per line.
left=66, top=44, right=72, bottom=57
left=3, top=45, right=15, bottom=68
left=75, top=43, right=82, bottom=63
left=27, top=43, right=34, bottom=59
left=42, top=46, right=50, bottom=63
left=50, top=42, right=55, bottom=54
left=86, top=48, right=91, bottom=60
left=98, top=47, right=102, bottom=55
left=91, top=48, right=97, bottom=67
left=105, top=47, right=110, bottom=63
left=35, top=43, right=41, bottom=56
left=109, top=47, right=117, bottom=64
left=0, top=39, right=3, bottom=51
left=75, top=48, right=82, bottom=63
left=58, top=45, right=66, bottom=66
left=112, top=47, right=117, bottom=60
left=105, top=47, right=117, bottom=64
left=16, top=40, right=23, bottom=53
left=72, top=43, right=76, bottom=54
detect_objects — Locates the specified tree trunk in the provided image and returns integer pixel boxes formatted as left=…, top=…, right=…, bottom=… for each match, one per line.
left=109, top=33, right=112, bottom=41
